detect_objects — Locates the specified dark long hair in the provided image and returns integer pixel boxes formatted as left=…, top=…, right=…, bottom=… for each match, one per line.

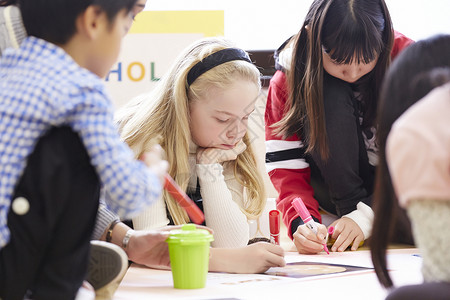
left=275, top=0, right=393, bottom=160
left=19, top=0, right=137, bottom=45
left=371, top=34, right=450, bottom=288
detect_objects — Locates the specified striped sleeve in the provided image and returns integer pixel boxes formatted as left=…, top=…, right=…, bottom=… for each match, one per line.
left=264, top=71, right=320, bottom=238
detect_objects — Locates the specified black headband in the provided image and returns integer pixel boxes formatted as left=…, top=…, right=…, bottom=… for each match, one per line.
left=187, top=48, right=252, bottom=86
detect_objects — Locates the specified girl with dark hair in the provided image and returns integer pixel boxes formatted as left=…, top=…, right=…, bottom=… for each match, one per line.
left=265, top=0, right=414, bottom=254
left=371, top=34, right=450, bottom=299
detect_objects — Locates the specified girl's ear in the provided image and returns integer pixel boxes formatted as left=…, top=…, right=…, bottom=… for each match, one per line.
left=304, top=25, right=310, bottom=31
left=76, top=5, right=107, bottom=40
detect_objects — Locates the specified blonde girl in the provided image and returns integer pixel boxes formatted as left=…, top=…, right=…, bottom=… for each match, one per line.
left=116, top=37, right=285, bottom=273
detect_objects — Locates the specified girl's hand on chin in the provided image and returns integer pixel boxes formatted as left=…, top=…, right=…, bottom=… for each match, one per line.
left=196, top=140, right=247, bottom=164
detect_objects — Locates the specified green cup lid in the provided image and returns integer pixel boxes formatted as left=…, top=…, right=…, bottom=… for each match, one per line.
left=166, top=224, right=214, bottom=244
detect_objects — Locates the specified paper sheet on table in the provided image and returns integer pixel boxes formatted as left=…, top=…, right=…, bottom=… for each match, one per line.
left=114, top=249, right=423, bottom=300
left=283, top=248, right=421, bottom=270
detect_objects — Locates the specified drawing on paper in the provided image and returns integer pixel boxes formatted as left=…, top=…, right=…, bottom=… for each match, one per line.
left=266, top=261, right=372, bottom=278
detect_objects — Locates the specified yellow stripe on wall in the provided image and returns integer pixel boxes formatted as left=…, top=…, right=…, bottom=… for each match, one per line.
left=129, top=11, right=224, bottom=37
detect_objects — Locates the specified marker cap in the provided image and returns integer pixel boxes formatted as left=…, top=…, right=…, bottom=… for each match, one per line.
left=328, top=226, right=334, bottom=236
left=269, top=210, right=280, bottom=234
left=291, top=197, right=312, bottom=223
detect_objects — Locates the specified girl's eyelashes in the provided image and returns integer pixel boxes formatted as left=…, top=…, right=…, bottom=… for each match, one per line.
left=215, top=110, right=253, bottom=124
left=331, top=59, right=342, bottom=65
left=216, top=118, right=229, bottom=123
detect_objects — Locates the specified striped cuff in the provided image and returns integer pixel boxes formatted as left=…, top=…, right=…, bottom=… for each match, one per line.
left=92, top=203, right=120, bottom=240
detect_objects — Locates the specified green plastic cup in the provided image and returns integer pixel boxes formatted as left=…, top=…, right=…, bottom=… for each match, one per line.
left=166, top=224, right=214, bottom=289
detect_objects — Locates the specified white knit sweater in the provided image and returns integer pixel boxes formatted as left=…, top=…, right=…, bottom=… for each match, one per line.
left=133, top=145, right=251, bottom=248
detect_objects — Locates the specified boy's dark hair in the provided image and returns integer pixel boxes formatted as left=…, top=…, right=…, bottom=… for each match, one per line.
left=0, top=0, right=18, bottom=6
left=18, top=0, right=137, bottom=45
left=371, top=34, right=450, bottom=288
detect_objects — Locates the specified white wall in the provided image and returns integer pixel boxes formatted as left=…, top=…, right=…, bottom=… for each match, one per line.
left=121, top=0, right=450, bottom=198
left=144, top=0, right=450, bottom=50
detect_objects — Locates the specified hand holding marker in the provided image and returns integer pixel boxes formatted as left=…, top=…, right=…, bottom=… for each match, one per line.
left=292, top=197, right=329, bottom=254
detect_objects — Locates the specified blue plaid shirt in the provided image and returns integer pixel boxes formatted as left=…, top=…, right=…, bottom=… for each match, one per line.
left=0, top=37, right=162, bottom=248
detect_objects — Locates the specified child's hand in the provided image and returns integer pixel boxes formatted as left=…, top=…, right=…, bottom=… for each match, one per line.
left=196, top=140, right=247, bottom=164
left=128, top=224, right=213, bottom=269
left=139, top=145, right=169, bottom=185
left=328, top=217, right=364, bottom=252
left=126, top=228, right=171, bottom=269
left=293, top=222, right=328, bottom=254
left=210, top=242, right=285, bottom=274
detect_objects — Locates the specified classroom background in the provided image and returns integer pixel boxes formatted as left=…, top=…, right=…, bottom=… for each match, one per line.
left=100, top=2, right=450, bottom=298
left=146, top=0, right=450, bottom=50
left=103, top=0, right=450, bottom=199
left=105, top=0, right=450, bottom=108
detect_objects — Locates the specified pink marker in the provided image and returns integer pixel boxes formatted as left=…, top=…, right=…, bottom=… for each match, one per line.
left=292, top=197, right=329, bottom=255
left=327, top=226, right=335, bottom=245
left=328, top=226, right=334, bottom=236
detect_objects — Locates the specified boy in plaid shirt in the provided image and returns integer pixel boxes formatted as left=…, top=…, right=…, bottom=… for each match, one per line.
left=0, top=0, right=167, bottom=298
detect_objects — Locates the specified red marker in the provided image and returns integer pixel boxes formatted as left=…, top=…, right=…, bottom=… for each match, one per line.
left=164, top=174, right=205, bottom=224
left=269, top=210, right=280, bottom=245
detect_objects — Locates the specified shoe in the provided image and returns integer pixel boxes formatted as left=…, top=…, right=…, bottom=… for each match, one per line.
left=75, top=281, right=95, bottom=300
left=86, top=240, right=129, bottom=290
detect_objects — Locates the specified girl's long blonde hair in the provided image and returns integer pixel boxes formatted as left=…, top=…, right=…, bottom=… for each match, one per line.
left=116, top=37, right=266, bottom=224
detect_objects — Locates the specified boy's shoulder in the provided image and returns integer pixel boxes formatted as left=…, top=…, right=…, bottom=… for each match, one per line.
left=6, top=37, right=106, bottom=94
